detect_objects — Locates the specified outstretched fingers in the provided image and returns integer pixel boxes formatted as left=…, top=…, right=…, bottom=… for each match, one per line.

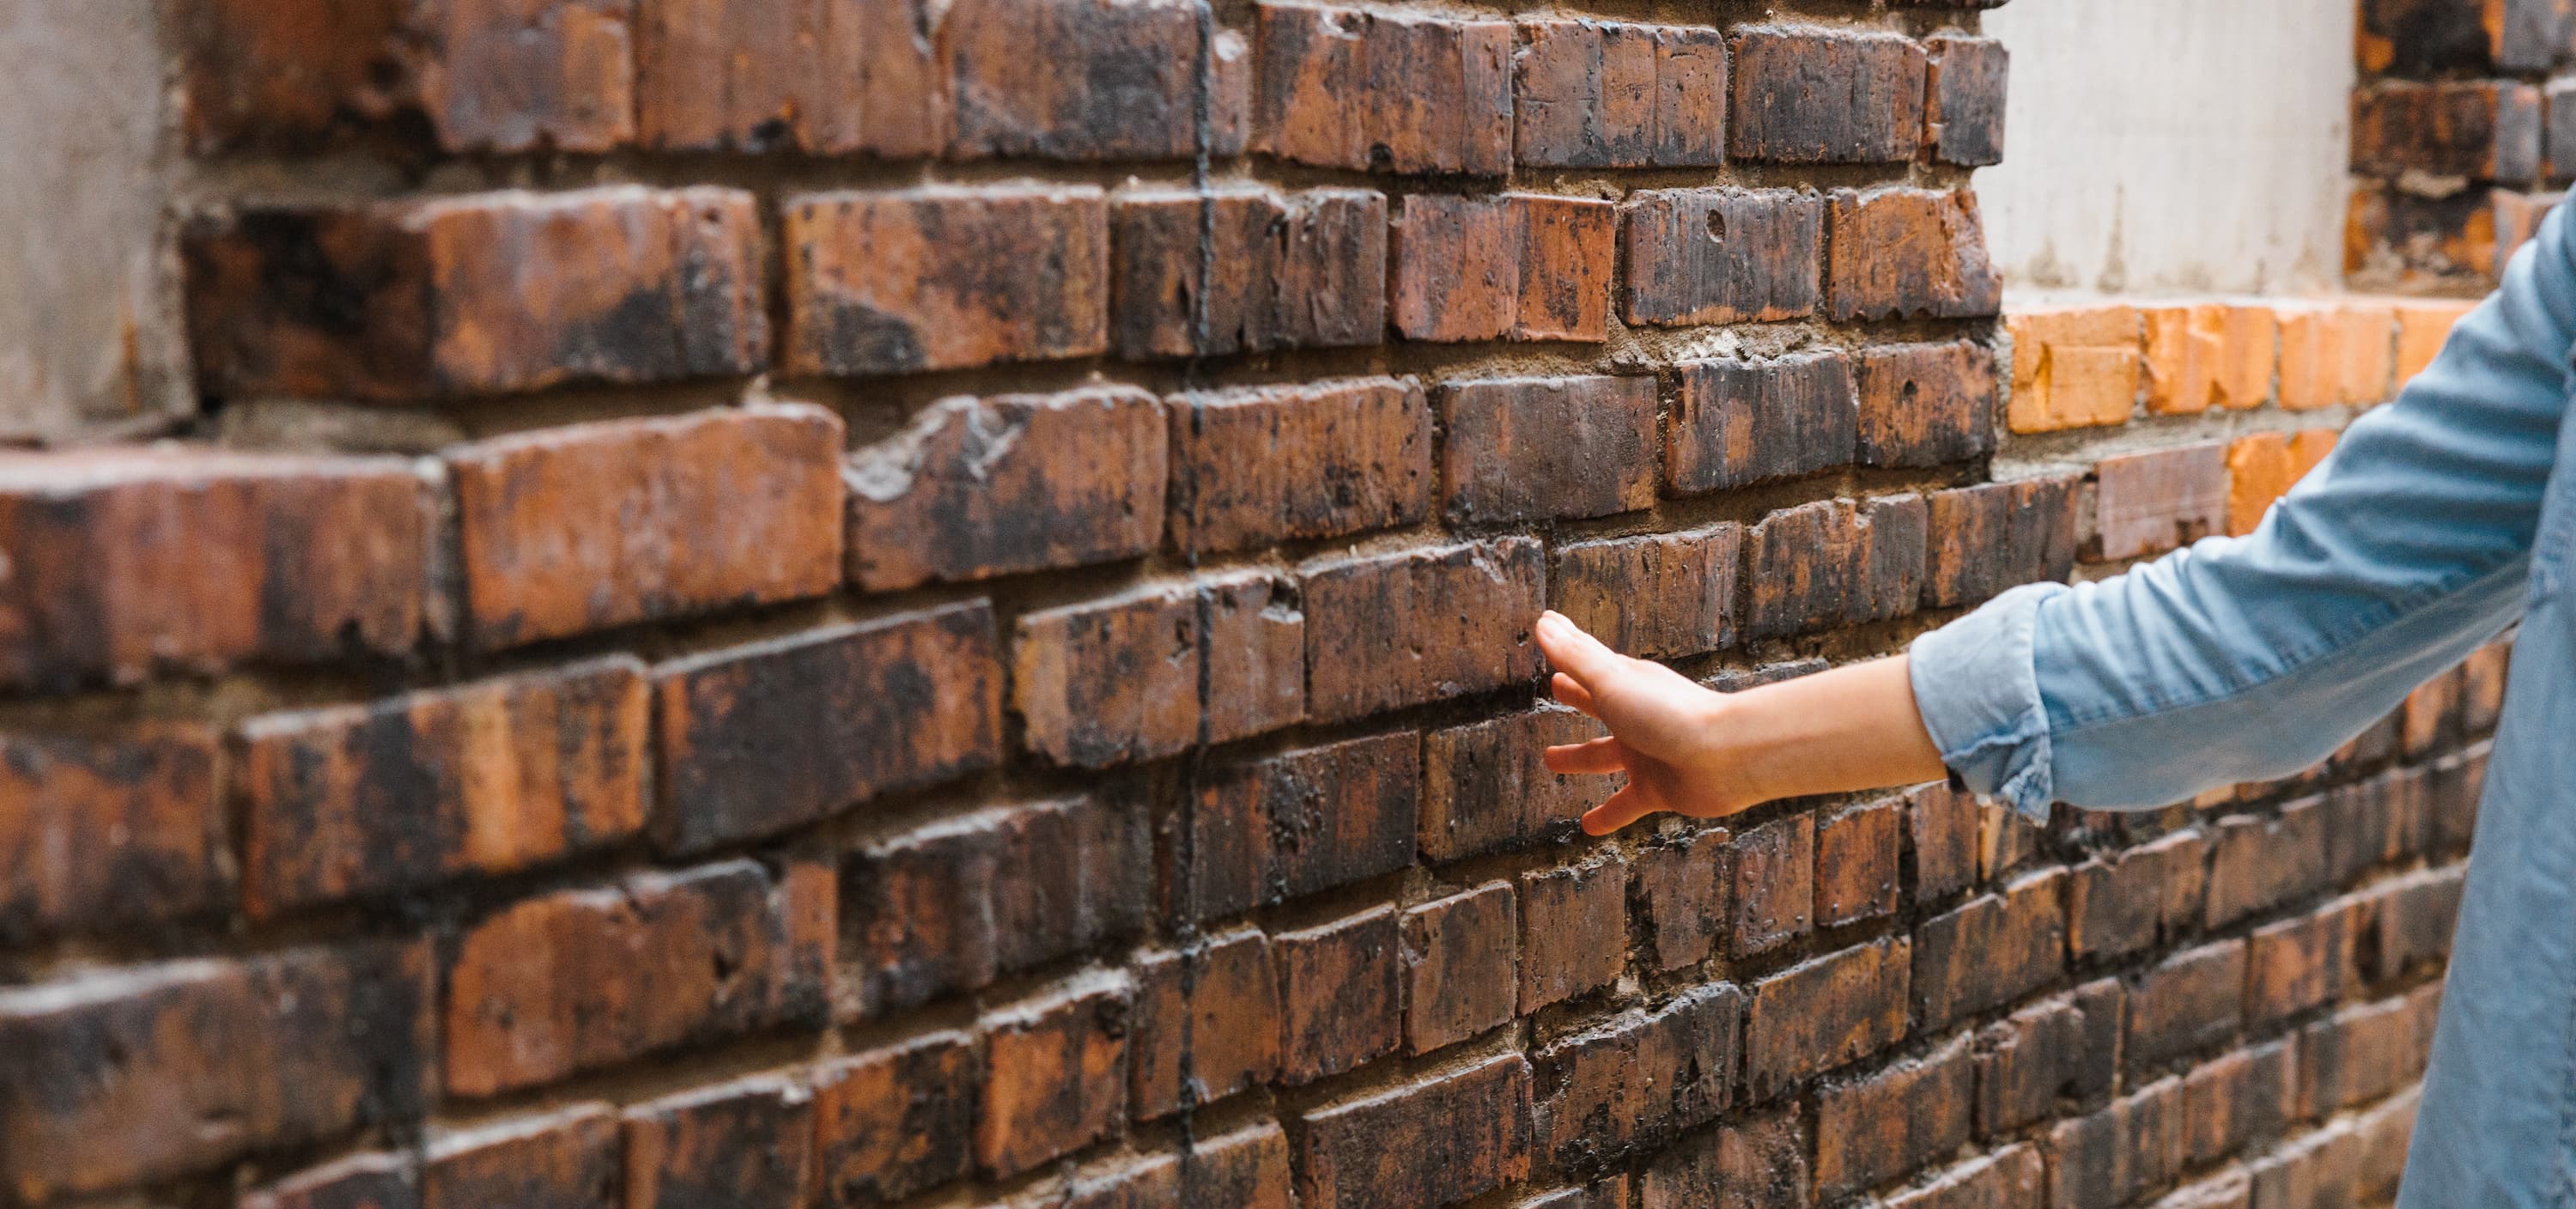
left=1534, top=611, right=1626, bottom=696
left=1580, top=784, right=1659, bottom=836
left=1544, top=735, right=1629, bottom=774
left=1551, top=671, right=1599, bottom=717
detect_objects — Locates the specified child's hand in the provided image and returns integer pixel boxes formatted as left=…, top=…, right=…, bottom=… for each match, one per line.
left=1534, top=611, right=1759, bottom=835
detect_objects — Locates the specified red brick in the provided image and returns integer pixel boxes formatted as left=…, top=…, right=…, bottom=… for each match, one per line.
left=2124, top=941, right=2245, bottom=1073
left=1251, top=2, right=1512, bottom=174
left=2429, top=744, right=2489, bottom=852
left=1908, top=782, right=1982, bottom=904
left=181, top=0, right=635, bottom=153
left=2181, top=1040, right=2293, bottom=1168
left=2203, top=799, right=2330, bottom=927
left=2358, top=0, right=2574, bottom=72
left=975, top=976, right=1130, bottom=1177
left=1015, top=571, right=1304, bottom=767
left=1746, top=938, right=1911, bottom=1100
left=0, top=943, right=430, bottom=1202
left=1923, top=477, right=2082, bottom=609
left=1979, top=805, right=2050, bottom=885
left=1111, top=186, right=1386, bottom=360
left=239, top=657, right=647, bottom=917
left=1059, top=1123, right=1296, bottom=1208
left=781, top=185, right=1107, bottom=375
left=447, top=405, right=843, bottom=649
left=2245, top=1120, right=2363, bottom=1209
left=1744, top=495, right=1928, bottom=639
left=1170, top=732, right=1418, bottom=920
left=0, top=726, right=222, bottom=942
left=1165, top=377, right=1428, bottom=556
left=2065, top=829, right=2206, bottom=962
left=1915, top=869, right=2066, bottom=1029
left=240, top=1153, right=417, bottom=1209
left=1667, top=352, right=1856, bottom=492
left=1516, top=20, right=1725, bottom=167
left=1403, top=881, right=1521, bottom=1054
left=2246, top=906, right=2356, bottom=1025
left=844, top=797, right=1144, bottom=1016
left=1520, top=853, right=1631, bottom=1012
left=2090, top=442, right=2228, bottom=562
left=1392, top=195, right=1616, bottom=343
left=653, top=602, right=1002, bottom=854
left=631, top=0, right=945, bottom=155
left=1825, top=188, right=2002, bottom=322
left=1816, top=1035, right=1975, bottom=1198
left=1632, top=828, right=1730, bottom=971
left=1534, top=984, right=1741, bottom=1174
left=188, top=187, right=763, bottom=399
left=942, top=0, right=1247, bottom=160
left=846, top=386, right=1163, bottom=592
left=1297, top=1054, right=1533, bottom=1209
left=2355, top=866, right=2464, bottom=983
left=1419, top=706, right=1602, bottom=861
left=2042, top=1078, right=2183, bottom=1209
left=1127, top=929, right=1281, bottom=1117
left=1887, top=1145, right=2045, bottom=1209
left=1856, top=341, right=1999, bottom=469
left=1926, top=35, right=2008, bottom=167
left=1976, top=982, right=2123, bottom=1136
left=2353, top=81, right=2543, bottom=181
left=1514, top=195, right=1621, bottom=342
left=1730, top=812, right=1815, bottom=957
left=623, top=1077, right=812, bottom=1209
left=1638, top=1110, right=1808, bottom=1209
left=443, top=860, right=829, bottom=1096
left=1551, top=524, right=1741, bottom=661
left=1439, top=375, right=1656, bottom=524
left=1301, top=538, right=1546, bottom=723
left=423, top=1105, right=620, bottom=1209
left=1817, top=799, right=1902, bottom=927
left=1276, top=906, right=1403, bottom=1084
left=0, top=451, right=431, bottom=690
left=1728, top=27, right=1925, bottom=162
left=812, top=1035, right=976, bottom=1206
left=1622, top=189, right=1825, bottom=325
left=2297, top=993, right=2434, bottom=1118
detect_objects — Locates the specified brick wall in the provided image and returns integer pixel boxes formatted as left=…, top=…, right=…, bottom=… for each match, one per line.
left=0, top=2, right=2494, bottom=1208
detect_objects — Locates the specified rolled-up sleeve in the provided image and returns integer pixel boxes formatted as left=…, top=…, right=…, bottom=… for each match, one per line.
left=1912, top=208, right=2576, bottom=821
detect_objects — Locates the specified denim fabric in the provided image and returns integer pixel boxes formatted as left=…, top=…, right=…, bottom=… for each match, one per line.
left=1910, top=199, right=2576, bottom=1206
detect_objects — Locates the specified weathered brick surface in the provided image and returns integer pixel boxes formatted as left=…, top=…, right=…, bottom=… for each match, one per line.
left=2182, top=1039, right=2294, bottom=1167
left=976, top=978, right=1131, bottom=1176
left=1419, top=706, right=1601, bottom=861
left=1060, top=1124, right=1297, bottom=1208
left=1745, top=495, right=1928, bottom=639
left=1404, top=882, right=1520, bottom=1053
left=623, top=1077, right=813, bottom=1209
left=1014, top=571, right=1304, bottom=766
left=1977, top=983, right=2123, bottom=1136
left=2126, top=940, right=2248, bottom=1073
left=0, top=726, right=223, bottom=942
left=1180, top=732, right=1419, bottom=915
left=632, top=0, right=946, bottom=156
left=1908, top=782, right=1984, bottom=904
left=1535, top=984, right=1741, bottom=1173
left=2009, top=306, right=2142, bottom=432
left=1826, top=189, right=2002, bottom=321
left=1551, top=524, right=1741, bottom=660
left=1112, top=186, right=1386, bottom=359
left=2044, top=1078, right=2184, bottom=1209
left=2092, top=443, right=2229, bottom=562
left=1166, top=378, right=1430, bottom=555
left=1276, top=906, right=1404, bottom=1084
left=1129, top=927, right=1281, bottom=1115
left=1296, top=1054, right=1534, bottom=1209
left=1624, top=189, right=1825, bottom=325
left=1393, top=195, right=1617, bottom=343
left=1923, top=477, right=2082, bottom=609
left=1516, top=21, right=1726, bottom=167
left=1915, top=869, right=2067, bottom=1030
left=1746, top=938, right=1911, bottom=1100
left=1638, top=1111, right=1809, bottom=1209
left=1730, top=812, right=1816, bottom=957
left=1301, top=538, right=1546, bottom=723
left=941, top=0, right=1249, bottom=161
left=1814, top=1035, right=1973, bottom=1198
left=2067, top=829, right=2206, bottom=962
left=1728, top=27, right=1926, bottom=163
left=1817, top=799, right=1902, bottom=927
left=1632, top=828, right=1730, bottom=970
left=1440, top=375, right=1656, bottom=524
left=423, top=1105, right=620, bottom=1209
left=2359, top=0, right=2576, bottom=72
left=1856, top=340, right=1999, bottom=469
left=1519, top=852, right=1631, bottom=1012
left=2352, top=81, right=2543, bottom=181
left=1668, top=352, right=1856, bottom=493
left=811, top=1034, right=977, bottom=1206
left=1927, top=35, right=2008, bottom=167
left=239, top=1152, right=416, bottom=1209
left=1252, top=2, right=1513, bottom=174
left=1887, top=1146, right=2045, bottom=1209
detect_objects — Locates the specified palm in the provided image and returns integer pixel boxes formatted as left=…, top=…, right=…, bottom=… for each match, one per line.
left=1533, top=611, right=1746, bottom=834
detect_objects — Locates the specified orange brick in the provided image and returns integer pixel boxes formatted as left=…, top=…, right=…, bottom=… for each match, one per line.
left=2226, top=434, right=2293, bottom=538
left=2282, top=304, right=2397, bottom=410
left=2143, top=305, right=2223, bottom=415
left=2006, top=306, right=2140, bottom=433
left=2215, top=304, right=2278, bottom=410
left=2336, top=304, right=2397, bottom=405
left=2275, top=307, right=2331, bottom=411
left=2395, top=300, right=2477, bottom=385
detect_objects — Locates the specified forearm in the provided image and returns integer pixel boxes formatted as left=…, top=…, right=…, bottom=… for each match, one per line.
left=1714, top=655, right=1948, bottom=805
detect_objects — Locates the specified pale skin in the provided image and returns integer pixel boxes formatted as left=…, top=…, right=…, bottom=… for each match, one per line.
left=1533, top=610, right=1951, bottom=836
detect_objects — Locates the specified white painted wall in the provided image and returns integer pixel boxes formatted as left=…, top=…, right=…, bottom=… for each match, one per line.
left=1978, top=0, right=2357, bottom=298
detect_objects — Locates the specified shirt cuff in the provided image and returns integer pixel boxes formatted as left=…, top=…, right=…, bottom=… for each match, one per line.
left=1908, top=582, right=2068, bottom=822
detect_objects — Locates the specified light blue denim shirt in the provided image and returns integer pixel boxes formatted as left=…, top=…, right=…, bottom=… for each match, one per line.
left=1911, top=203, right=2576, bottom=1206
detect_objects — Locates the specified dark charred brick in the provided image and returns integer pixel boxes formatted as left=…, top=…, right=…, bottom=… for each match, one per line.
left=1551, top=524, right=1742, bottom=660
left=1535, top=984, right=1741, bottom=1175
left=1923, top=477, right=2083, bottom=609
left=1886, top=1145, right=2045, bottom=1209
left=443, top=859, right=830, bottom=1096
left=241, top=1152, right=417, bottom=1209
left=1251, top=2, right=1513, bottom=174
left=0, top=942, right=430, bottom=1203
left=0, top=451, right=431, bottom=691
left=1728, top=27, right=1925, bottom=163
left=2042, top=1079, right=2184, bottom=1209
left=1856, top=341, right=1999, bottom=468
left=2347, top=183, right=2545, bottom=291
left=2246, top=1121, right=2365, bottom=1209
left=1300, top=538, right=1546, bottom=723
left=2182, top=1040, right=2293, bottom=1168
left=1926, top=36, right=2008, bottom=167
left=623, top=1077, right=813, bottom=1209
left=1731, top=812, right=1815, bottom=957
left=1744, top=495, right=1928, bottom=639
left=1825, top=188, right=2002, bottom=321
left=1403, top=882, right=1520, bottom=1054
left=2125, top=940, right=2246, bottom=1073
left=2299, top=991, right=2436, bottom=1119
left=1274, top=906, right=1403, bottom=1085
left=1060, top=1123, right=1297, bottom=1209
left=1390, top=193, right=1622, bottom=343
left=1166, top=377, right=1429, bottom=556
left=2246, top=905, right=2356, bottom=1026
left=1817, top=799, right=1902, bottom=927
left=2554, top=79, right=2576, bottom=180
left=1622, top=189, right=1824, bottom=325
left=634, top=0, right=948, bottom=155
left=1517, top=1182, right=1630, bottom=1209
left=1745, top=938, right=1911, bottom=1100
left=2066, top=829, right=2205, bottom=963
left=422, top=1106, right=620, bottom=1209
left=1183, top=732, right=1419, bottom=917
left=974, top=977, right=1131, bottom=1177
left=2428, top=745, right=2488, bottom=852
left=1979, top=805, right=2050, bottom=885
left=1014, top=571, right=1303, bottom=767
left=2354, top=866, right=2464, bottom=984
left=1440, top=375, right=1656, bottom=524
left=1514, top=195, right=1621, bottom=342
left=1815, top=1035, right=1974, bottom=1198
left=782, top=185, right=1108, bottom=375
left=1908, top=782, right=1982, bottom=904
left=1419, top=706, right=1602, bottom=861
left=845, top=386, right=1165, bottom=592
left=447, top=405, right=844, bottom=650
left=844, top=796, right=1145, bottom=1017
left=653, top=602, right=1002, bottom=854
left=1632, top=828, right=1729, bottom=971
left=2352, top=81, right=2543, bottom=182
left=1515, top=20, right=1726, bottom=168
left=2358, top=0, right=2576, bottom=73
left=1667, top=352, right=1856, bottom=493
left=811, top=1033, right=977, bottom=1207
left=1295, top=1054, right=1533, bottom=1209
left=1111, top=186, right=1386, bottom=360
left=187, top=187, right=765, bottom=399
left=238, top=657, right=648, bottom=917
left=1519, top=853, right=1631, bottom=1012
left=1915, top=869, right=2066, bottom=1030
left=0, top=726, right=222, bottom=943
left=1975, top=981, right=2123, bottom=1137
left=2355, top=1090, right=2420, bottom=1201
left=2091, top=442, right=2229, bottom=562
left=2204, top=799, right=2330, bottom=927
left=1638, top=1110, right=1808, bottom=1209
left=943, top=0, right=1248, bottom=160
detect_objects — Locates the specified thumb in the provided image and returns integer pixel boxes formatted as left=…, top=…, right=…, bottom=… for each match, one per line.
left=1534, top=611, right=1627, bottom=692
